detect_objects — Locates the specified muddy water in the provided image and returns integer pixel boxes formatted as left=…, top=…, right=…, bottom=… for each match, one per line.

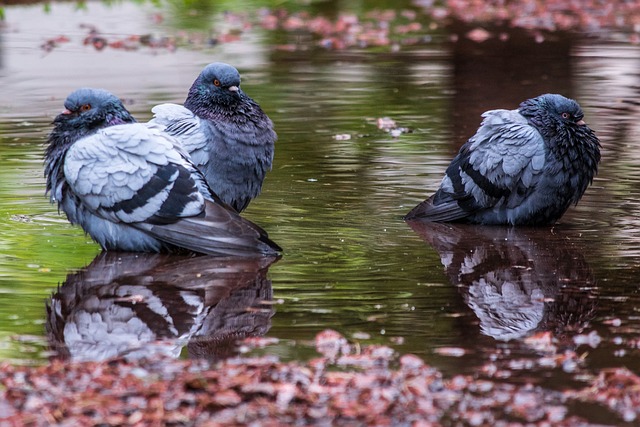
left=2, top=2, right=640, bottom=422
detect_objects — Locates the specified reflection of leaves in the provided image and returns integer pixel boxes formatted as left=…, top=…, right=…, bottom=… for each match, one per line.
left=163, top=0, right=219, bottom=30
left=74, top=1, right=88, bottom=12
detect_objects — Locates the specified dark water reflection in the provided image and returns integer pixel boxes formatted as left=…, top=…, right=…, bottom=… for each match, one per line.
left=47, top=253, right=277, bottom=362
left=2, top=3, right=640, bottom=422
left=408, top=222, right=597, bottom=342
left=448, top=23, right=577, bottom=147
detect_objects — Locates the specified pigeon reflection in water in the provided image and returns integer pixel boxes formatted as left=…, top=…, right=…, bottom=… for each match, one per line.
left=46, top=253, right=278, bottom=362
left=408, top=221, right=597, bottom=341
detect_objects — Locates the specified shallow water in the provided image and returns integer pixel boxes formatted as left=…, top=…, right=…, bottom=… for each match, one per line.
left=2, top=2, right=640, bottom=423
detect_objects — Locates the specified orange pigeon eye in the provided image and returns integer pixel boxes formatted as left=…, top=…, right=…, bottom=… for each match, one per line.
left=80, top=104, right=92, bottom=112
left=213, top=79, right=221, bottom=87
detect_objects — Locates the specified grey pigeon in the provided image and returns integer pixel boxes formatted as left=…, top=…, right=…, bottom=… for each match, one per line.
left=149, top=62, right=276, bottom=212
left=44, top=88, right=281, bottom=257
left=405, top=94, right=601, bottom=225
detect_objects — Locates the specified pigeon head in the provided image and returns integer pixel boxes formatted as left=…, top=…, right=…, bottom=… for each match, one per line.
left=519, top=93, right=601, bottom=201
left=519, top=93, right=601, bottom=156
left=185, top=62, right=243, bottom=113
left=51, top=88, right=136, bottom=140
left=518, top=94, right=591, bottom=141
left=45, top=88, right=137, bottom=195
left=529, top=94, right=584, bottom=123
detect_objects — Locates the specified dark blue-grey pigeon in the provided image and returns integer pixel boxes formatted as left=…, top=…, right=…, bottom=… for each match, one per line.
left=405, top=94, right=601, bottom=225
left=44, top=88, right=281, bottom=257
left=149, top=62, right=276, bottom=213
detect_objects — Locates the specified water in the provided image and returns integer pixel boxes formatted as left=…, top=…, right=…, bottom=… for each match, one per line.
left=2, top=1, right=640, bottom=421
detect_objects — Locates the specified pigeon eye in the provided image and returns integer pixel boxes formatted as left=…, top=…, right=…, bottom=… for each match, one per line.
left=80, top=104, right=92, bottom=112
left=213, top=79, right=221, bottom=87
left=561, top=112, right=571, bottom=119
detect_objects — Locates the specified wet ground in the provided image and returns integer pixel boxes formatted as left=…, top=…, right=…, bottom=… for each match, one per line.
left=2, top=1, right=640, bottom=424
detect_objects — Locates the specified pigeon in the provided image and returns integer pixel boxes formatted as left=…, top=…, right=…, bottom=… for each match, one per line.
left=149, top=62, right=276, bottom=212
left=44, top=88, right=281, bottom=257
left=405, top=94, right=601, bottom=225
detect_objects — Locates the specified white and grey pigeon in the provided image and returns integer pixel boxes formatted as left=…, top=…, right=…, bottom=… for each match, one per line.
left=149, top=62, right=276, bottom=213
left=44, top=88, right=281, bottom=257
left=405, top=94, right=601, bottom=225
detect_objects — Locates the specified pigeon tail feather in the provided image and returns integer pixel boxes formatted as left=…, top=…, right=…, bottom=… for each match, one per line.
left=135, top=201, right=281, bottom=257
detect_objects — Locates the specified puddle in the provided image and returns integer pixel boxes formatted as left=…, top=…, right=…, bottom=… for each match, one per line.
left=2, top=1, right=640, bottom=423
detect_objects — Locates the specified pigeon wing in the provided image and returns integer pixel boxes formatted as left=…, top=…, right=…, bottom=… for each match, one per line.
left=135, top=201, right=282, bottom=257
left=149, top=103, right=211, bottom=167
left=64, top=123, right=204, bottom=224
left=406, top=109, right=546, bottom=221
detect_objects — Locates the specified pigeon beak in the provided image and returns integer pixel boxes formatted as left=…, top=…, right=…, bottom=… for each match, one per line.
left=61, top=109, right=72, bottom=115
left=228, top=86, right=239, bottom=93
left=576, top=119, right=586, bottom=126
